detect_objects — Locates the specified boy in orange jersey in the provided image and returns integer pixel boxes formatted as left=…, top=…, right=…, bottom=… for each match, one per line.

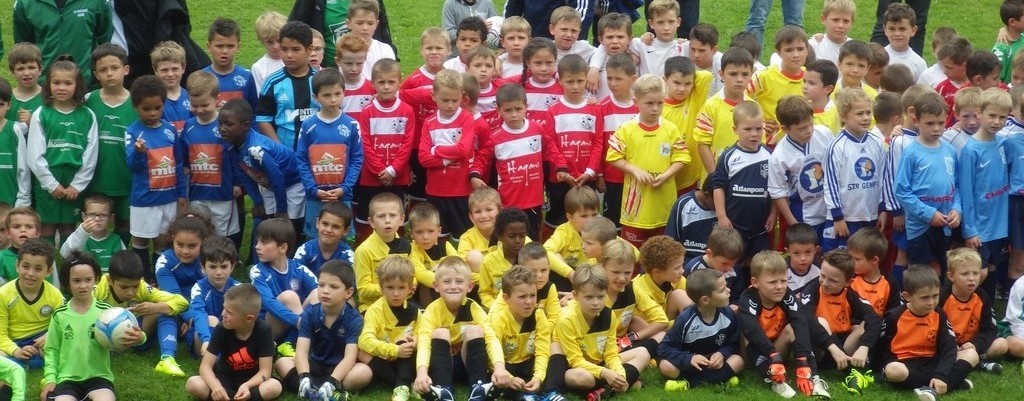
left=940, top=249, right=1007, bottom=374
left=847, top=228, right=902, bottom=315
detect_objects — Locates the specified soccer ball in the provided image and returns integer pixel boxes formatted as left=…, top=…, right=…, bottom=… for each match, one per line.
left=93, top=307, right=139, bottom=351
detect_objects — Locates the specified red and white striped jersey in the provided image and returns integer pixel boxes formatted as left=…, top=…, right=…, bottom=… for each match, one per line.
left=599, top=96, right=638, bottom=183
left=357, top=98, right=416, bottom=186
left=419, top=108, right=477, bottom=197
left=342, top=76, right=375, bottom=122
left=548, top=97, right=604, bottom=181
left=472, top=121, right=568, bottom=209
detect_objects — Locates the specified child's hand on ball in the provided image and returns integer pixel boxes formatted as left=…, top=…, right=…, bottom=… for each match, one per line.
left=120, top=325, right=144, bottom=348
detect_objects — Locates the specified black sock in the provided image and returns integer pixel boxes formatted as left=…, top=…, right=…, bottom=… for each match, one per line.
left=465, top=338, right=489, bottom=384
left=396, top=356, right=416, bottom=386
left=636, top=338, right=659, bottom=361
left=428, top=338, right=454, bottom=387
left=282, top=368, right=299, bottom=392
left=368, top=357, right=399, bottom=387
left=624, top=364, right=640, bottom=385
left=249, top=384, right=263, bottom=401
left=949, top=360, right=974, bottom=390
left=132, top=244, right=153, bottom=282
left=543, top=354, right=568, bottom=393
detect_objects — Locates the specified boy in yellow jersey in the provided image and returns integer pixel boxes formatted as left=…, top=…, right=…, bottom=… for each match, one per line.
left=834, top=41, right=879, bottom=101
left=94, top=250, right=189, bottom=346
left=489, top=265, right=564, bottom=401
left=408, top=203, right=456, bottom=302
left=413, top=257, right=509, bottom=401
left=458, top=187, right=501, bottom=272
left=480, top=208, right=573, bottom=309
left=581, top=217, right=641, bottom=271
left=748, top=26, right=809, bottom=146
left=607, top=75, right=688, bottom=249
left=635, top=236, right=693, bottom=320
left=554, top=264, right=648, bottom=400
left=490, top=243, right=562, bottom=324
left=695, top=47, right=755, bottom=177
left=661, top=56, right=713, bottom=195
left=544, top=186, right=600, bottom=292
left=805, top=60, right=841, bottom=135
left=601, top=239, right=668, bottom=359
left=358, top=256, right=420, bottom=401
left=0, top=239, right=64, bottom=370
left=354, top=192, right=422, bottom=312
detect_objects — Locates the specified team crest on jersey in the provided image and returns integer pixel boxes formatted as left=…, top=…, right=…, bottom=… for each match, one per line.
left=854, top=157, right=875, bottom=181
left=715, top=333, right=726, bottom=346
left=335, top=326, right=346, bottom=338
left=620, top=309, right=634, bottom=328
left=248, top=146, right=265, bottom=163
left=40, top=305, right=53, bottom=317
left=504, top=339, right=518, bottom=353
left=234, top=75, right=247, bottom=87
left=581, top=115, right=595, bottom=131
left=339, top=124, right=351, bottom=138
left=760, top=163, right=769, bottom=178
left=660, top=143, right=670, bottom=156
left=391, top=119, right=407, bottom=133
left=800, top=161, right=824, bottom=193
left=528, top=137, right=541, bottom=152
left=944, top=156, right=955, bottom=175
left=164, top=129, right=175, bottom=141
left=543, top=95, right=558, bottom=108
left=596, top=335, right=608, bottom=354
left=289, top=278, right=300, bottom=291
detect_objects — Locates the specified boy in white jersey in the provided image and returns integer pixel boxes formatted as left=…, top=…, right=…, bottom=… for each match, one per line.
left=768, top=96, right=832, bottom=235
left=810, top=0, right=856, bottom=65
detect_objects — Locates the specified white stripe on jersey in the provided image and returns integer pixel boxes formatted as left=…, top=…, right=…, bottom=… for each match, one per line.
left=553, top=112, right=598, bottom=133
left=429, top=128, right=463, bottom=146
left=495, top=135, right=543, bottom=160
left=368, top=117, right=409, bottom=136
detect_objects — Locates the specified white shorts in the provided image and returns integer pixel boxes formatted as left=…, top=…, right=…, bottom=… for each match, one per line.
left=190, top=200, right=240, bottom=236
left=130, top=202, right=177, bottom=239
left=259, top=183, right=306, bottom=220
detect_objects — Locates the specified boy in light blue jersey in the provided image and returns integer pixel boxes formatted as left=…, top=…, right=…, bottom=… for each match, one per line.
left=893, top=91, right=961, bottom=274
left=185, top=237, right=241, bottom=358
left=296, top=68, right=362, bottom=239
left=960, top=89, right=1012, bottom=299
left=203, top=18, right=259, bottom=109
left=180, top=72, right=244, bottom=244
left=255, top=21, right=320, bottom=151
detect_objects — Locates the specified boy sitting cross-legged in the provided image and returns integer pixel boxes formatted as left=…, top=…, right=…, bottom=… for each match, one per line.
left=249, top=218, right=319, bottom=355
left=185, top=284, right=283, bottom=401
left=0, top=239, right=63, bottom=370
left=940, top=248, right=1007, bottom=374
left=93, top=250, right=189, bottom=348
left=658, top=268, right=744, bottom=390
left=737, top=251, right=829, bottom=399
left=878, top=266, right=974, bottom=400
left=276, top=260, right=371, bottom=400
left=413, top=256, right=509, bottom=401
left=358, top=256, right=420, bottom=401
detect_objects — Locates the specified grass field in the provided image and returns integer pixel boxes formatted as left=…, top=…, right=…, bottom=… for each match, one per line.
left=1, top=0, right=1022, bottom=399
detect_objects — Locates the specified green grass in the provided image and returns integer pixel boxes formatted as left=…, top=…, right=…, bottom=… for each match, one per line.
left=0, top=0, right=1019, bottom=399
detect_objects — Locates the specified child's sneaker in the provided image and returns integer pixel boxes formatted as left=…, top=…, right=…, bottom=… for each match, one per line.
left=980, top=361, right=1003, bottom=374
left=913, top=386, right=938, bottom=401
left=154, top=356, right=186, bottom=377
left=842, top=368, right=875, bottom=395
left=519, top=393, right=538, bottom=401
left=765, top=378, right=796, bottom=399
left=426, top=385, right=454, bottom=401
left=540, top=391, right=566, bottom=401
left=664, top=379, right=690, bottom=392
left=811, top=375, right=831, bottom=400
left=962, top=378, right=974, bottom=391
left=468, top=381, right=493, bottom=401
left=727, top=376, right=740, bottom=387
left=276, top=342, right=296, bottom=357
left=392, top=385, right=413, bottom=401
left=585, top=387, right=611, bottom=401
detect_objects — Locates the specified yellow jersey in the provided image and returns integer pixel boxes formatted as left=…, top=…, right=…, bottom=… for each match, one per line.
left=543, top=222, right=585, bottom=269
left=748, top=66, right=805, bottom=145
left=354, top=232, right=422, bottom=312
left=489, top=305, right=552, bottom=381
left=93, top=274, right=188, bottom=315
left=631, top=272, right=687, bottom=315
left=489, top=281, right=561, bottom=325
left=358, top=297, right=419, bottom=360
left=0, top=280, right=64, bottom=355
left=410, top=241, right=457, bottom=287
left=606, top=118, right=689, bottom=229
left=480, top=238, right=572, bottom=309
left=663, top=70, right=713, bottom=191
left=553, top=303, right=623, bottom=378
left=814, top=102, right=841, bottom=135
left=695, top=92, right=751, bottom=168
left=457, top=227, right=494, bottom=257
left=608, top=281, right=669, bottom=338
left=416, top=297, right=502, bottom=369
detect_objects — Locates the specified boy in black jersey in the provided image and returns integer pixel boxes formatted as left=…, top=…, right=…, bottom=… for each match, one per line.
left=659, top=269, right=744, bottom=389
left=738, top=251, right=829, bottom=399
left=878, top=266, right=974, bottom=400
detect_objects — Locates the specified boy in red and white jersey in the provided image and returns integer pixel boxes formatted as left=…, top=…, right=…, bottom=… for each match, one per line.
left=336, top=34, right=375, bottom=122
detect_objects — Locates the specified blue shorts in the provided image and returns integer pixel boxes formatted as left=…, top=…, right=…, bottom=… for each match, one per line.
left=979, top=238, right=1010, bottom=269
left=1010, top=196, right=1024, bottom=249
left=822, top=220, right=877, bottom=251
left=907, top=227, right=949, bottom=267
left=7, top=332, right=45, bottom=369
left=893, top=230, right=908, bottom=252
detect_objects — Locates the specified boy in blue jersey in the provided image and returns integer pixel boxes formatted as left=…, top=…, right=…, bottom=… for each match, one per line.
left=296, top=68, right=362, bottom=239
left=712, top=101, right=775, bottom=287
left=219, top=99, right=307, bottom=245
left=658, top=268, right=743, bottom=389
left=256, top=21, right=320, bottom=151
left=186, top=236, right=241, bottom=358
left=959, top=88, right=1012, bottom=298
left=125, top=75, right=188, bottom=283
left=768, top=96, right=832, bottom=237
left=293, top=201, right=354, bottom=276
left=666, top=179, right=717, bottom=261
left=203, top=18, right=259, bottom=109
left=181, top=72, right=243, bottom=245
left=894, top=91, right=961, bottom=275
left=150, top=41, right=192, bottom=132
left=683, top=226, right=744, bottom=305
left=276, top=260, right=372, bottom=400
left=153, top=215, right=210, bottom=377
left=249, top=218, right=319, bottom=355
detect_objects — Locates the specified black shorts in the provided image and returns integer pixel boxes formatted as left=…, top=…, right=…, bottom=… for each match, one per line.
left=545, top=181, right=572, bottom=227
left=890, top=358, right=939, bottom=389
left=52, top=378, right=114, bottom=399
left=506, top=360, right=535, bottom=382
left=427, top=195, right=470, bottom=238
left=354, top=185, right=408, bottom=223
left=214, top=370, right=253, bottom=396
left=979, top=238, right=1010, bottom=269
left=604, top=182, right=623, bottom=228
left=1010, top=196, right=1024, bottom=248
left=907, top=227, right=949, bottom=267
